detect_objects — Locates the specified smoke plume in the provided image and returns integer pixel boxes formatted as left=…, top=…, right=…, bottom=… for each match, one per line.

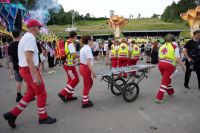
left=28, top=0, right=61, bottom=24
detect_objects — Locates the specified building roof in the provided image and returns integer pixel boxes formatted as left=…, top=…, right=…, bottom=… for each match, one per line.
left=122, top=30, right=182, bottom=37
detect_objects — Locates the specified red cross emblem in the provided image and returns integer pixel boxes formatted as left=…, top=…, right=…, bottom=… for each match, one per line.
left=121, top=45, right=126, bottom=50
left=161, top=48, right=168, bottom=55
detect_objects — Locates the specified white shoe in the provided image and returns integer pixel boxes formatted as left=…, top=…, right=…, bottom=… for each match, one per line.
left=155, top=99, right=163, bottom=104
left=48, top=71, right=53, bottom=74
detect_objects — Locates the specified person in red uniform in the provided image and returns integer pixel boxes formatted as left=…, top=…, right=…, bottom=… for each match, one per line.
left=3, top=19, right=56, bottom=129
left=118, top=38, right=129, bottom=77
left=110, top=40, right=119, bottom=68
left=79, top=35, right=96, bottom=108
left=129, top=40, right=140, bottom=66
left=155, top=34, right=185, bottom=103
left=58, top=31, right=80, bottom=102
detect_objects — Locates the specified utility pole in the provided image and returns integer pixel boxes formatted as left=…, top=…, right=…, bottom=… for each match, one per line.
left=72, top=11, right=75, bottom=28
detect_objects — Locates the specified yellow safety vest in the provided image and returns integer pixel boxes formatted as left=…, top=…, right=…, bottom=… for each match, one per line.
left=131, top=45, right=140, bottom=58
left=65, top=41, right=76, bottom=66
left=159, top=43, right=176, bottom=66
left=118, top=43, right=128, bottom=58
left=111, top=44, right=117, bottom=58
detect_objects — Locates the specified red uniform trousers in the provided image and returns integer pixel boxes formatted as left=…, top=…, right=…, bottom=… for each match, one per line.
left=11, top=67, right=48, bottom=119
left=79, top=64, right=93, bottom=104
left=59, top=65, right=79, bottom=99
left=156, top=61, right=175, bottom=101
left=118, top=58, right=129, bottom=77
left=128, top=56, right=139, bottom=66
left=111, top=57, right=118, bottom=68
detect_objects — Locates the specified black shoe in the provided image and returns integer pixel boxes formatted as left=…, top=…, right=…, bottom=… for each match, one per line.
left=66, top=96, right=78, bottom=101
left=82, top=101, right=94, bottom=108
left=39, top=116, right=56, bottom=124
left=16, top=94, right=23, bottom=102
left=58, top=94, right=68, bottom=102
left=3, top=112, right=17, bottom=129
left=184, top=85, right=191, bottom=89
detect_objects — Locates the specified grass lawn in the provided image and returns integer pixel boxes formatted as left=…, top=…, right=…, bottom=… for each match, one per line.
left=47, top=18, right=190, bottom=37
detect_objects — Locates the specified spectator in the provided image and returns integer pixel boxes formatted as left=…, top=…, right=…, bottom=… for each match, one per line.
left=145, top=41, right=152, bottom=63
left=183, top=30, right=200, bottom=89
left=99, top=42, right=103, bottom=58
left=140, top=42, right=145, bottom=60
left=4, top=41, right=14, bottom=79
left=3, top=41, right=9, bottom=68
left=93, top=40, right=99, bottom=63
left=151, top=42, right=159, bottom=64
left=47, top=42, right=55, bottom=74
left=103, top=41, right=109, bottom=65
left=37, top=41, right=45, bottom=72
left=8, top=29, right=28, bottom=102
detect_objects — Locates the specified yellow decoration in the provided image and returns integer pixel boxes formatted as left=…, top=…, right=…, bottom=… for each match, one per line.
left=180, top=5, right=200, bottom=36
left=38, top=30, right=59, bottom=43
left=0, top=22, right=27, bottom=37
left=107, top=15, right=129, bottom=38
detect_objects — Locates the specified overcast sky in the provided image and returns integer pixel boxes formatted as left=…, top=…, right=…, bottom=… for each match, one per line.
left=58, top=0, right=179, bottom=18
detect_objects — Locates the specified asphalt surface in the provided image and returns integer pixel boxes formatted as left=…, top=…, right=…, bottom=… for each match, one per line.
left=0, top=59, right=200, bottom=133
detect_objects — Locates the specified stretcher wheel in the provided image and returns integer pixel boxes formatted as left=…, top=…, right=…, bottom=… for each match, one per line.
left=110, top=78, right=126, bottom=96
left=123, top=82, right=139, bottom=102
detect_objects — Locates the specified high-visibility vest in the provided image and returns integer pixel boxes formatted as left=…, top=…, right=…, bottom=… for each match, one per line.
left=159, top=43, right=176, bottom=66
left=118, top=43, right=128, bottom=58
left=65, top=39, right=76, bottom=66
left=111, top=44, right=117, bottom=58
left=131, top=45, right=140, bottom=58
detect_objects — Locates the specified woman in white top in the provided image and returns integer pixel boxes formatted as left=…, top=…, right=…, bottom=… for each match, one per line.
left=79, top=35, right=96, bottom=108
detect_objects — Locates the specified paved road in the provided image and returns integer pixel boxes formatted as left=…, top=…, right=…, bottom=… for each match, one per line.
left=0, top=60, right=200, bottom=133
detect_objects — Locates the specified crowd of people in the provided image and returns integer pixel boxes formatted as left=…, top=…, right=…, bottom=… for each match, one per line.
left=1, top=19, right=200, bottom=129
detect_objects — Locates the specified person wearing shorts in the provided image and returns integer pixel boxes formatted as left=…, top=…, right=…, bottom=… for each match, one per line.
left=103, top=41, right=108, bottom=59
left=14, top=70, right=23, bottom=83
left=93, top=40, right=99, bottom=63
left=145, top=42, right=152, bottom=63
left=8, top=29, right=26, bottom=102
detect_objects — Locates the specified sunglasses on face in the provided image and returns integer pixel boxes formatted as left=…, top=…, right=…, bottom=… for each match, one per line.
left=34, top=26, right=41, bottom=30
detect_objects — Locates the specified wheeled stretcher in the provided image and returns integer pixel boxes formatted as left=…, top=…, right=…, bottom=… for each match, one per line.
left=96, top=65, right=154, bottom=102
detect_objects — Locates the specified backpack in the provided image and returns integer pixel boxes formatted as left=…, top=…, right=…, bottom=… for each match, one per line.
left=55, top=40, right=66, bottom=60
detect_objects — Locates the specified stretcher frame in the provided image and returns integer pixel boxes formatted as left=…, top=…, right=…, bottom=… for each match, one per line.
left=96, top=65, right=154, bottom=102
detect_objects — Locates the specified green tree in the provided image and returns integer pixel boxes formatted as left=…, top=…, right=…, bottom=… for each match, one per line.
left=151, top=14, right=160, bottom=19
left=177, top=0, right=196, bottom=15
left=161, top=6, right=171, bottom=21
left=85, top=13, right=91, bottom=19
left=161, top=0, right=197, bottom=22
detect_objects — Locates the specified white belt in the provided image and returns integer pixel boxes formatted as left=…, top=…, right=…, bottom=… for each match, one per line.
left=159, top=59, right=175, bottom=66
